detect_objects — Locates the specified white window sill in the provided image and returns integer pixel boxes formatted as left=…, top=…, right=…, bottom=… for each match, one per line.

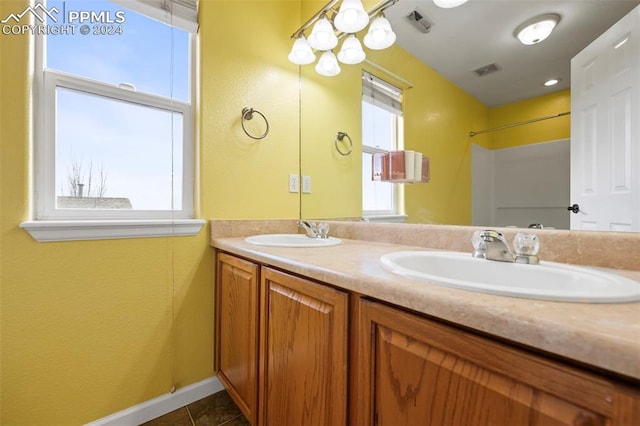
left=362, top=214, right=408, bottom=223
left=20, top=219, right=206, bottom=242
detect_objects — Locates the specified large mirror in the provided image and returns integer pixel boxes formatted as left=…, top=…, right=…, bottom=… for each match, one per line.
left=299, top=0, right=639, bottom=231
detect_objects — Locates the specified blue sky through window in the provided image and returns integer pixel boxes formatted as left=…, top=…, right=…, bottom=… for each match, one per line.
left=45, top=0, right=190, bottom=211
left=47, top=0, right=189, bottom=101
left=362, top=101, right=396, bottom=213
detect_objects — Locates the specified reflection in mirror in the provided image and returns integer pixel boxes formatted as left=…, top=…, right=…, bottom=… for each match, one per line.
left=361, top=71, right=405, bottom=221
left=299, top=0, right=639, bottom=232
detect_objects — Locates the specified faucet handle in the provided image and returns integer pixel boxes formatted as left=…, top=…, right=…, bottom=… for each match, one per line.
left=513, top=232, right=540, bottom=256
left=318, top=222, right=330, bottom=238
left=471, top=230, right=487, bottom=258
left=513, top=232, right=540, bottom=264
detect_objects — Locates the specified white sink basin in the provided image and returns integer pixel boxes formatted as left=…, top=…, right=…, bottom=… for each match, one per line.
left=245, top=234, right=342, bottom=248
left=380, top=251, right=640, bottom=303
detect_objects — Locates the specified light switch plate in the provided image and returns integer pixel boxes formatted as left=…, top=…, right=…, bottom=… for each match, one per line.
left=302, top=175, right=311, bottom=193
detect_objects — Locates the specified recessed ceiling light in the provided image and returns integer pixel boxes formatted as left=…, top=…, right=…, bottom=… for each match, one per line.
left=515, top=14, right=561, bottom=45
left=544, top=78, right=561, bottom=87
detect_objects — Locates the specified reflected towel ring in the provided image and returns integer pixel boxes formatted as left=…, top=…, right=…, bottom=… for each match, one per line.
left=241, top=107, right=269, bottom=140
left=335, top=132, right=353, bottom=156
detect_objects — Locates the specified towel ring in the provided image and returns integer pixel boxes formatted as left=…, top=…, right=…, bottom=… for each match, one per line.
left=241, top=107, right=269, bottom=140
left=335, top=132, right=353, bottom=156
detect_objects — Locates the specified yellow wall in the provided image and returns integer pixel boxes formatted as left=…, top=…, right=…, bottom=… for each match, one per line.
left=488, top=89, right=571, bottom=149
left=200, top=1, right=301, bottom=219
left=299, top=1, right=362, bottom=219
left=299, top=49, right=364, bottom=219
left=390, top=49, right=487, bottom=225
left=0, top=0, right=300, bottom=424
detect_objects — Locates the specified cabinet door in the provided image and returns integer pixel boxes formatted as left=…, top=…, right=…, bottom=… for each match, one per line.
left=259, top=268, right=348, bottom=426
left=356, top=299, right=640, bottom=426
left=215, top=253, right=259, bottom=425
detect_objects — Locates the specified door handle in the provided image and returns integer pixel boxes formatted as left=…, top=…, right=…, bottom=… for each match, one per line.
left=567, top=204, right=580, bottom=214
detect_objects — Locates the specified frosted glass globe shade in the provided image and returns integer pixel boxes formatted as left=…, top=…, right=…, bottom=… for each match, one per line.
left=308, top=17, right=338, bottom=50
left=334, top=0, right=369, bottom=33
left=315, top=51, right=341, bottom=77
left=516, top=17, right=558, bottom=45
left=287, top=36, right=316, bottom=65
left=363, top=16, right=396, bottom=50
left=337, top=35, right=366, bottom=64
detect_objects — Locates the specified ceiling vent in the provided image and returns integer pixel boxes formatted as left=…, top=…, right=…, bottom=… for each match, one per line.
left=473, top=63, right=501, bottom=77
left=406, top=9, right=433, bottom=33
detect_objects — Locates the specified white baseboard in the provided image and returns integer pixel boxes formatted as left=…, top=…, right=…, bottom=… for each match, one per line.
left=85, top=376, right=223, bottom=426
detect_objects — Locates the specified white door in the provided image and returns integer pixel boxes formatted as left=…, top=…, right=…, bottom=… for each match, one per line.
left=570, top=5, right=640, bottom=231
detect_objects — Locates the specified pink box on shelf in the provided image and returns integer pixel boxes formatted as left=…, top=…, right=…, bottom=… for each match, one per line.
left=388, top=151, right=405, bottom=181
left=421, top=157, right=430, bottom=183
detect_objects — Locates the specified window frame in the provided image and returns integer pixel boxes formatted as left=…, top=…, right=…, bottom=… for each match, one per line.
left=361, top=74, right=405, bottom=221
left=362, top=131, right=401, bottom=218
left=39, top=69, right=195, bottom=220
left=21, top=1, right=203, bottom=242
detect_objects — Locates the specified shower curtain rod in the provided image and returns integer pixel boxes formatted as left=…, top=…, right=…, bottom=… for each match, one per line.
left=469, top=111, right=570, bottom=137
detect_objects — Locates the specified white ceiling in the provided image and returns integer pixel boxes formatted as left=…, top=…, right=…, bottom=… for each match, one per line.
left=383, top=0, right=640, bottom=106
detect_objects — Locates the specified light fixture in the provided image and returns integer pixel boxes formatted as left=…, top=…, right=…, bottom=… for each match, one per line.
left=338, top=35, right=366, bottom=64
left=334, top=0, right=369, bottom=33
left=307, top=15, right=338, bottom=51
left=544, top=78, right=561, bottom=87
left=364, top=15, right=396, bottom=50
left=515, top=14, right=560, bottom=45
left=433, top=0, right=468, bottom=8
left=315, top=51, right=341, bottom=77
left=288, top=0, right=399, bottom=77
left=287, top=36, right=316, bottom=65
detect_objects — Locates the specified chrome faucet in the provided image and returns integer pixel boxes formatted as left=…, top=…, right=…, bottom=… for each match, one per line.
left=478, top=230, right=515, bottom=262
left=297, top=221, right=330, bottom=238
left=472, top=230, right=539, bottom=265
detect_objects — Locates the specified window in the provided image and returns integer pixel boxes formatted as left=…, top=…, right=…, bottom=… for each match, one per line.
left=361, top=71, right=405, bottom=221
left=21, top=0, right=203, bottom=241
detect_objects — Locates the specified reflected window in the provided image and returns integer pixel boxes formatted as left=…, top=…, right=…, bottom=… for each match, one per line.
left=362, top=72, right=404, bottom=219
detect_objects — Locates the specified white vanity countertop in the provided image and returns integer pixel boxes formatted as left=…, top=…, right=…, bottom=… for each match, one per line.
left=211, top=236, right=640, bottom=381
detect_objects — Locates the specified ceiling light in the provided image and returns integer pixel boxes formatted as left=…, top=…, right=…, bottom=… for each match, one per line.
left=433, top=0, right=468, bottom=8
left=334, top=0, right=369, bottom=33
left=288, top=36, right=316, bottom=65
left=315, top=51, right=341, bottom=77
left=338, top=35, right=366, bottom=64
left=363, top=15, right=396, bottom=50
left=515, top=14, right=560, bottom=45
left=308, top=15, right=338, bottom=51
left=288, top=0, right=398, bottom=77
left=544, top=78, right=560, bottom=87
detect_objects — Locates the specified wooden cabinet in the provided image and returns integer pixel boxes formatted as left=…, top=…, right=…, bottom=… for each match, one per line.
left=216, top=251, right=639, bottom=426
left=259, top=267, right=348, bottom=425
left=215, top=253, right=259, bottom=425
left=215, top=253, right=348, bottom=426
left=355, top=299, right=640, bottom=426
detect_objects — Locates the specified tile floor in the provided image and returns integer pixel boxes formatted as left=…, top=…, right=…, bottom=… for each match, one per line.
left=142, top=390, right=249, bottom=426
